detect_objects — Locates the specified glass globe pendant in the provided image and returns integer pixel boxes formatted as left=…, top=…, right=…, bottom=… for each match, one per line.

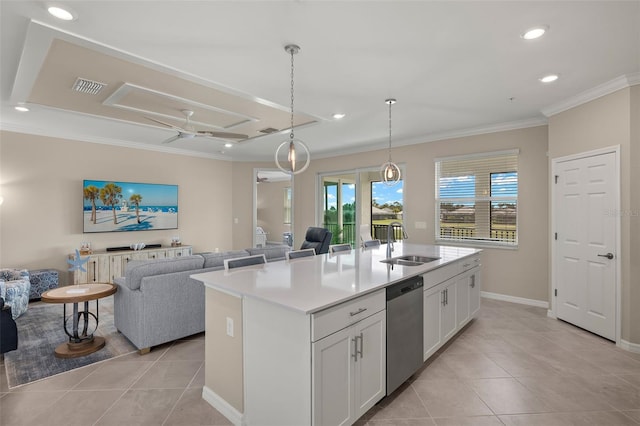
left=380, top=98, right=401, bottom=186
left=275, top=44, right=311, bottom=175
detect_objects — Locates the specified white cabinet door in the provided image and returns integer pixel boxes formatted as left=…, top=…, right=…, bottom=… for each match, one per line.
left=423, top=283, right=443, bottom=361
left=469, top=269, right=481, bottom=318
left=456, top=273, right=471, bottom=328
left=312, top=327, right=354, bottom=426
left=354, top=310, right=386, bottom=419
left=441, top=278, right=457, bottom=342
left=312, top=309, right=386, bottom=426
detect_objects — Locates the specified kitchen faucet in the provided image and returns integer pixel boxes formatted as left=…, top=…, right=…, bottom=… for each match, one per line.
left=386, top=221, right=408, bottom=259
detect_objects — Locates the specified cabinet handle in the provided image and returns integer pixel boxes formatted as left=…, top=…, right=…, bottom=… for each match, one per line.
left=463, top=263, right=471, bottom=268
left=92, top=261, right=97, bottom=282
left=357, top=333, right=364, bottom=359
left=349, top=307, right=367, bottom=317
left=442, top=290, right=446, bottom=306
left=470, top=275, right=475, bottom=288
left=445, top=288, right=448, bottom=305
left=352, top=338, right=358, bottom=362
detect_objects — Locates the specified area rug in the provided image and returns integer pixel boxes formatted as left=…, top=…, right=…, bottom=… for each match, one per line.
left=4, top=295, right=136, bottom=388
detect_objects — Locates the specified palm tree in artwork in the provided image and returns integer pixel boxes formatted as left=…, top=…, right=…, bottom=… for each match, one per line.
left=99, top=183, right=123, bottom=224
left=130, top=194, right=143, bottom=223
left=83, top=185, right=100, bottom=224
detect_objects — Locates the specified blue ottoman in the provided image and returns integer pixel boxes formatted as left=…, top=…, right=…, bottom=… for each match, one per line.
left=29, top=269, right=59, bottom=300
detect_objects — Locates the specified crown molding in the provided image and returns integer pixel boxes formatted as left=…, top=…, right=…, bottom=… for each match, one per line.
left=306, top=116, right=548, bottom=161
left=0, top=122, right=232, bottom=161
left=541, top=72, right=640, bottom=117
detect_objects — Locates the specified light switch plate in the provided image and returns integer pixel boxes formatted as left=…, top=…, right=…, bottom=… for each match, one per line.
left=226, top=317, right=234, bottom=337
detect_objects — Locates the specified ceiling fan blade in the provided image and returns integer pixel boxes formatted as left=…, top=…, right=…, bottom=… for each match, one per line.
left=197, top=130, right=248, bottom=139
left=161, top=134, right=182, bottom=144
left=145, top=116, right=185, bottom=131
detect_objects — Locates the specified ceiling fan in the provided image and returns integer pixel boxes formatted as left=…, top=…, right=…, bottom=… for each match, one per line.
left=146, top=109, right=248, bottom=144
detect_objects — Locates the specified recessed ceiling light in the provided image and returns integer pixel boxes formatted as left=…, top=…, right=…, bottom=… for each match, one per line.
left=522, top=26, right=548, bottom=40
left=14, top=105, right=29, bottom=112
left=47, top=5, right=77, bottom=21
left=539, top=74, right=559, bottom=83
left=332, top=113, right=346, bottom=120
left=224, top=143, right=234, bottom=148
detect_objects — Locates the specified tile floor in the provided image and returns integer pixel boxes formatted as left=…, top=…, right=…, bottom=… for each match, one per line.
left=1, top=298, right=640, bottom=425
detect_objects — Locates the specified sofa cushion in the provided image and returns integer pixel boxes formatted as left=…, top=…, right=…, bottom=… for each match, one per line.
left=247, top=246, right=291, bottom=262
left=200, top=250, right=250, bottom=269
left=125, top=255, right=205, bottom=290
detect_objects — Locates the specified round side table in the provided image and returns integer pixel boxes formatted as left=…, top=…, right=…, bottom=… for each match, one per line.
left=41, top=283, right=117, bottom=358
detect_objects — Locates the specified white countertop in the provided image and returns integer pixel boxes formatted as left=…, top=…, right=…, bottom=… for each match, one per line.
left=191, top=243, right=480, bottom=314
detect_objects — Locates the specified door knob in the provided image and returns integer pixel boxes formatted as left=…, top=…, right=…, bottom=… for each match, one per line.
left=597, top=253, right=614, bottom=260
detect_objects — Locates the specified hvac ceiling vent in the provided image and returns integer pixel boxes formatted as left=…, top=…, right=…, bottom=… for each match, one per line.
left=259, top=127, right=280, bottom=134
left=72, top=77, right=107, bottom=95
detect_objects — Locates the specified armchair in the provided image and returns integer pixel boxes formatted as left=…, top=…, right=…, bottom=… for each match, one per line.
left=0, top=269, right=30, bottom=319
left=300, top=227, right=333, bottom=255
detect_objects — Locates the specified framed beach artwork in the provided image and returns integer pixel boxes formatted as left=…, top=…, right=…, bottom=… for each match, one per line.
left=83, top=180, right=178, bottom=233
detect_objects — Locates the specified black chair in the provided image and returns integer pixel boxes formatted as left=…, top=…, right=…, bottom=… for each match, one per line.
left=330, top=243, right=352, bottom=253
left=224, top=254, right=267, bottom=270
left=286, top=248, right=316, bottom=260
left=300, top=227, right=333, bottom=255
left=0, top=297, right=18, bottom=354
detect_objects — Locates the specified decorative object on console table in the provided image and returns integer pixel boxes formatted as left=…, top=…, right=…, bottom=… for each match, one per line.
left=79, top=242, right=92, bottom=255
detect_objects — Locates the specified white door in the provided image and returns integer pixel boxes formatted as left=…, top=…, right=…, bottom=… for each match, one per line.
left=554, top=151, right=618, bottom=340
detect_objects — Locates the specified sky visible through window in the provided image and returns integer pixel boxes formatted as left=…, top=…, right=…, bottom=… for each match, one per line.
left=439, top=172, right=517, bottom=198
left=325, top=181, right=404, bottom=209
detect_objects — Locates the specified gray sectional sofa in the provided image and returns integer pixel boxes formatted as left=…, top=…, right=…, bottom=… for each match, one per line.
left=113, top=246, right=290, bottom=353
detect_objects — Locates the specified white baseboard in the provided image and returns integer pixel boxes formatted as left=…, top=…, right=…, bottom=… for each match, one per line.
left=481, top=291, right=549, bottom=309
left=202, top=386, right=244, bottom=426
left=547, top=309, right=557, bottom=319
left=619, top=339, right=640, bottom=354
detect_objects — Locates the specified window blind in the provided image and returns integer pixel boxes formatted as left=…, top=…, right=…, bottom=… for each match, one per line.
left=435, top=150, right=518, bottom=246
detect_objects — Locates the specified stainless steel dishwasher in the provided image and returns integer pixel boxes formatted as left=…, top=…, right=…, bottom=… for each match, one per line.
left=386, top=275, right=424, bottom=395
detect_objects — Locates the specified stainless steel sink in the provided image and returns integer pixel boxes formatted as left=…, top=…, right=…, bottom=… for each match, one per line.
left=379, top=255, right=440, bottom=266
left=396, top=255, right=440, bottom=263
left=380, top=258, right=424, bottom=266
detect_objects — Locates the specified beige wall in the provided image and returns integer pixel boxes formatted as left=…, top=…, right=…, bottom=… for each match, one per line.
left=0, top=131, right=233, bottom=284
left=256, top=179, right=291, bottom=244
left=288, top=126, right=550, bottom=302
left=205, top=288, right=243, bottom=412
left=631, top=85, right=640, bottom=344
left=548, top=87, right=638, bottom=344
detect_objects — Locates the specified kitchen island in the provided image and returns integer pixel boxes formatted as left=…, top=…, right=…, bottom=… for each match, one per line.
left=192, top=243, right=481, bottom=426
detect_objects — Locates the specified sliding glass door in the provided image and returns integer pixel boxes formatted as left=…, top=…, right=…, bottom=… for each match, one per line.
left=319, top=167, right=404, bottom=248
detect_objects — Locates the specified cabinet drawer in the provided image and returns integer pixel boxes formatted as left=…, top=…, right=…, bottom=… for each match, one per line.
left=311, top=289, right=385, bottom=342
left=423, top=262, right=458, bottom=289
left=460, top=256, right=481, bottom=272
left=423, top=255, right=481, bottom=289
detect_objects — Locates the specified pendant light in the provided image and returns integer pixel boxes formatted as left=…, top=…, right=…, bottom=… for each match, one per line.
left=275, top=44, right=311, bottom=175
left=380, top=98, right=401, bottom=186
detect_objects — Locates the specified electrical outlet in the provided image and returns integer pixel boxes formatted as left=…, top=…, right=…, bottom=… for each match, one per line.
left=226, top=317, right=234, bottom=337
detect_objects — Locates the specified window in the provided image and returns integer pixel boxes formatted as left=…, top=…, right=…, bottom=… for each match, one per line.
left=435, top=150, right=518, bottom=247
